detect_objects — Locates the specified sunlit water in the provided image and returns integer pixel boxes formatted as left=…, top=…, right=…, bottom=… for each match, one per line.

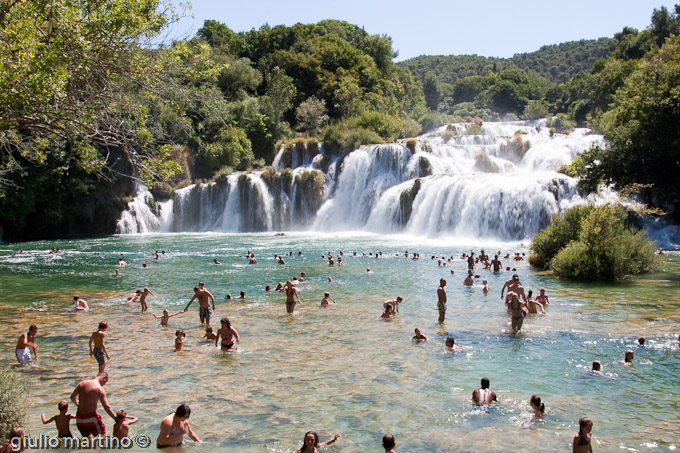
left=1, top=233, right=679, bottom=452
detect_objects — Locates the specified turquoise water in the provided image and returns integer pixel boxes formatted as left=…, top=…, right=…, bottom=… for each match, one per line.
left=1, top=233, right=679, bottom=452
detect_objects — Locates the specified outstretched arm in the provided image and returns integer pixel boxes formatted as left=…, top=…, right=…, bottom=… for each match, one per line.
left=184, top=295, right=197, bottom=312
left=319, top=434, right=341, bottom=448
left=41, top=414, right=55, bottom=424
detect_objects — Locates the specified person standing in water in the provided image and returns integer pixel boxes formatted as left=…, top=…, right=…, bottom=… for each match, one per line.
left=215, top=317, right=240, bottom=351
left=184, top=285, right=216, bottom=326
left=139, top=287, right=155, bottom=313
left=15, top=325, right=38, bottom=364
left=89, top=322, right=110, bottom=373
left=70, top=372, right=116, bottom=437
left=156, top=404, right=202, bottom=449
left=437, top=278, right=447, bottom=324
left=573, top=417, right=593, bottom=453
left=285, top=280, right=302, bottom=314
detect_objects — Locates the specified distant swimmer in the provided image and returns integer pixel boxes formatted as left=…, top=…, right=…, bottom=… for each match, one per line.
left=573, top=417, right=593, bottom=453
left=382, top=434, right=396, bottom=453
left=74, top=295, right=89, bottom=311
left=15, top=325, right=38, bottom=364
left=320, top=292, right=335, bottom=307
left=412, top=328, right=427, bottom=342
left=526, top=291, right=545, bottom=314
left=482, top=279, right=490, bottom=294
left=590, top=361, right=604, bottom=376
left=530, top=395, right=545, bottom=417
left=118, top=257, right=126, bottom=267
left=445, top=337, right=462, bottom=353
left=296, top=431, right=341, bottom=453
left=367, top=268, right=373, bottom=274
left=152, top=309, right=183, bottom=326
left=437, top=278, right=447, bottom=324
left=215, top=317, right=240, bottom=351
left=472, top=377, right=497, bottom=406
left=285, top=280, right=302, bottom=314
left=126, top=290, right=141, bottom=304
left=89, top=322, right=110, bottom=373
left=213, top=259, right=221, bottom=265
left=637, top=337, right=645, bottom=346
left=278, top=256, right=285, bottom=264
left=463, top=270, right=474, bottom=286
left=383, top=296, right=403, bottom=313
left=249, top=254, right=257, bottom=264
left=139, top=287, right=155, bottom=313
left=614, top=350, right=634, bottom=366
left=203, top=326, right=217, bottom=341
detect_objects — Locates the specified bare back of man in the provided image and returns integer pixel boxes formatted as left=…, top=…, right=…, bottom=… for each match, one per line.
left=70, top=373, right=116, bottom=437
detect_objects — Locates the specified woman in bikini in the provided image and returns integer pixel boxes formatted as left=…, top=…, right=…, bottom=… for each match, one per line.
left=295, top=431, right=341, bottom=453
left=285, top=280, right=301, bottom=314
left=215, top=317, right=240, bottom=351
left=508, top=292, right=526, bottom=332
left=156, top=404, right=202, bottom=449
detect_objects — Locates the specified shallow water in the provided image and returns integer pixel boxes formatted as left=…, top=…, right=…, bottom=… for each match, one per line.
left=1, top=233, right=679, bottom=452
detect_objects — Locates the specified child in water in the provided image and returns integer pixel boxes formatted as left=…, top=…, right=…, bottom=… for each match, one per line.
left=320, top=292, right=335, bottom=307
left=153, top=309, right=183, bottom=326
left=175, top=329, right=187, bottom=351
left=412, top=328, right=427, bottom=342
left=112, top=409, right=138, bottom=440
left=41, top=400, right=75, bottom=438
left=573, top=417, right=593, bottom=453
left=203, top=326, right=217, bottom=341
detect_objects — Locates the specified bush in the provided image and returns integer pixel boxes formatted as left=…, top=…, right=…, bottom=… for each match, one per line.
left=354, top=111, right=402, bottom=140
left=418, top=112, right=448, bottom=133
left=531, top=204, right=660, bottom=280
left=0, top=368, right=27, bottom=442
left=342, top=128, right=383, bottom=152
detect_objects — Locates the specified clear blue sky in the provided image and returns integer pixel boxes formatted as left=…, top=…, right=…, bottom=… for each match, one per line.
left=169, top=0, right=678, bottom=61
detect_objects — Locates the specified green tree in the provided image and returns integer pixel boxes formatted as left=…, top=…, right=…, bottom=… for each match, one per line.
left=296, top=96, right=329, bottom=136
left=423, top=71, right=442, bottom=111
left=263, top=66, right=296, bottom=123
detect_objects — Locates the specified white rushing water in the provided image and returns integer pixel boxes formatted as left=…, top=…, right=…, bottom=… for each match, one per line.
left=117, top=120, right=609, bottom=240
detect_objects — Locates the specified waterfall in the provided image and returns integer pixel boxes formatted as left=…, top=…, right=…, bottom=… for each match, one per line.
left=117, top=120, right=610, bottom=240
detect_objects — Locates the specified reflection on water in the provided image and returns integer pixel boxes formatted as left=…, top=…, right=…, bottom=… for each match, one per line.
left=0, top=233, right=679, bottom=452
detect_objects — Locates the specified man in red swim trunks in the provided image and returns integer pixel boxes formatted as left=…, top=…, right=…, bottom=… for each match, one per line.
left=70, top=372, right=116, bottom=436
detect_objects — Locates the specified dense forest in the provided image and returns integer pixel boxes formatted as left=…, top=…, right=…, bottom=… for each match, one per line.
left=0, top=1, right=679, bottom=240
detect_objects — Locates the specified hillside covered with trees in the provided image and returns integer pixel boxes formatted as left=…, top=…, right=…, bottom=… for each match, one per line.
left=0, top=0, right=679, bottom=240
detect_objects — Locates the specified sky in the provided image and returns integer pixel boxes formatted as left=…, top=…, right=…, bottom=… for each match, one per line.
left=169, top=0, right=679, bottom=61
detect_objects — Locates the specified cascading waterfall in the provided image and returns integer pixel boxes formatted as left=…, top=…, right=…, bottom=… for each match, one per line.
left=117, top=120, right=609, bottom=240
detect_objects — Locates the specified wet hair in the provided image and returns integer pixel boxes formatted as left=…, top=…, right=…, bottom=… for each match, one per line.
left=220, top=318, right=231, bottom=328
left=299, top=431, right=320, bottom=452
left=240, top=291, right=245, bottom=297
left=193, top=287, right=199, bottom=291
left=324, top=292, right=330, bottom=297
left=592, top=361, right=601, bottom=371
left=175, top=329, right=185, bottom=337
left=175, top=404, right=191, bottom=418
left=28, top=325, right=38, bottom=332
left=265, top=285, right=271, bottom=291
left=579, top=417, right=593, bottom=433
left=74, top=295, right=79, bottom=300
left=445, top=337, right=455, bottom=347
left=481, top=377, right=490, bottom=389
left=530, top=395, right=545, bottom=412
left=512, top=274, right=519, bottom=280
left=382, top=433, right=395, bottom=449
left=205, top=327, right=213, bottom=333
left=58, top=400, right=68, bottom=411
left=625, top=350, right=634, bottom=362
left=98, top=321, right=108, bottom=330
left=527, top=290, right=533, bottom=299
left=637, top=337, right=645, bottom=345
left=115, top=409, right=126, bottom=422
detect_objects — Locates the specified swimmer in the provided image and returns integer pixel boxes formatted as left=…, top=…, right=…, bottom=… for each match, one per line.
left=472, top=377, right=497, bottom=406
left=202, top=326, right=217, bottom=341
left=296, top=432, right=341, bottom=453
left=328, top=277, right=333, bottom=283
left=614, top=350, right=634, bottom=366
left=530, top=395, right=545, bottom=417
left=152, top=309, right=183, bottom=326
left=526, top=292, right=545, bottom=315
left=299, top=272, right=306, bottom=282
left=412, top=328, right=427, bottom=342
left=382, top=433, right=396, bottom=453
left=590, top=361, right=605, bottom=376
left=118, top=257, right=126, bottom=267
left=237, top=291, right=245, bottom=299
left=367, top=268, right=372, bottom=274
left=320, top=292, right=335, bottom=307
left=156, top=404, right=202, bottom=448
left=383, top=296, right=403, bottom=313
left=637, top=337, right=645, bottom=346
left=126, top=290, right=141, bottom=304
left=445, top=336, right=462, bottom=353
left=275, top=282, right=284, bottom=292
left=215, top=318, right=240, bottom=351
left=114, top=269, right=120, bottom=277
left=213, top=259, right=221, bottom=265
left=265, top=285, right=271, bottom=292
left=573, top=417, right=593, bottom=453
left=89, top=322, right=110, bottom=373
left=249, top=254, right=257, bottom=264
left=278, top=256, right=285, bottom=264
left=74, top=295, right=89, bottom=311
